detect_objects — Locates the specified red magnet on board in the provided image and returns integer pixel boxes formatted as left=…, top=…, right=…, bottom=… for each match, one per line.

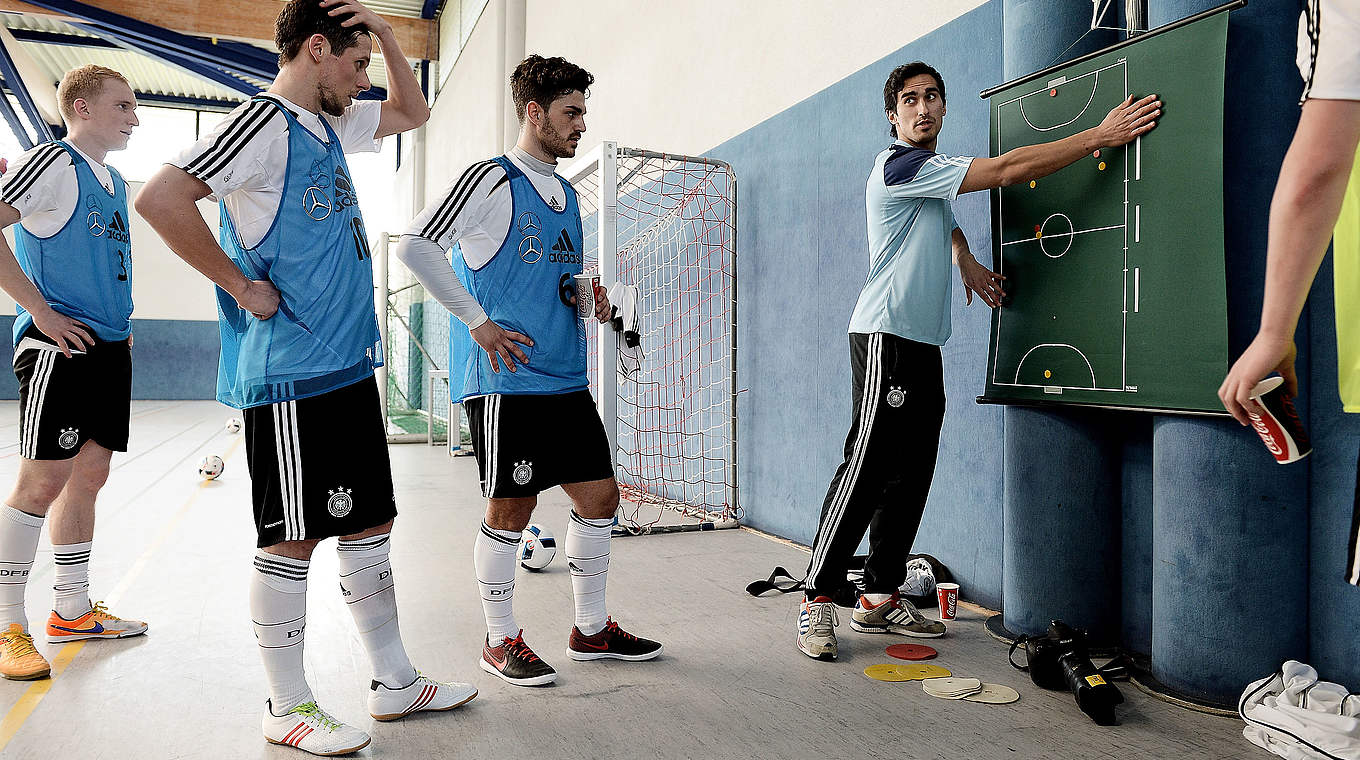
left=1049, top=88, right=1057, bottom=97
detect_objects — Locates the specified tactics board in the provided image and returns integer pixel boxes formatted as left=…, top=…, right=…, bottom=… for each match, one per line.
left=980, top=4, right=1233, bottom=414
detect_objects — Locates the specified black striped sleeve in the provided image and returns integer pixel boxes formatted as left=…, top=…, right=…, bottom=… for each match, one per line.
left=0, top=142, right=68, bottom=207
left=177, top=100, right=285, bottom=186
left=412, top=159, right=502, bottom=245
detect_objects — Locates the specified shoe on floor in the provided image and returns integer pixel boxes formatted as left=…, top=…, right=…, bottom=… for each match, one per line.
left=568, top=618, right=663, bottom=662
left=480, top=631, right=557, bottom=686
left=46, top=601, right=148, bottom=643
left=262, top=700, right=370, bottom=756
left=797, top=595, right=839, bottom=661
left=369, top=671, right=477, bottom=721
left=0, top=623, right=50, bottom=680
left=850, top=592, right=946, bottom=638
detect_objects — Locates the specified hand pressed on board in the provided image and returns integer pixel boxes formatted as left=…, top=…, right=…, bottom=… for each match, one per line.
left=959, top=256, right=1006, bottom=308
left=1095, top=94, right=1162, bottom=147
left=471, top=319, right=533, bottom=374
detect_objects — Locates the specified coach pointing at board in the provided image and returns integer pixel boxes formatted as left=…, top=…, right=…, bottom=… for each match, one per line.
left=796, top=60, right=1160, bottom=661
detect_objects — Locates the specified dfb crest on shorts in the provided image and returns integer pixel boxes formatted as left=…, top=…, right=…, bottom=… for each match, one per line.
left=512, top=460, right=534, bottom=486
left=886, top=386, right=906, bottom=408
left=57, top=427, right=79, bottom=450
left=326, top=487, right=354, bottom=518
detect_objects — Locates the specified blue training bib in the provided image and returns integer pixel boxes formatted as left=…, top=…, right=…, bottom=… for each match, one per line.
left=12, top=141, right=132, bottom=344
left=216, top=97, right=382, bottom=409
left=448, top=155, right=587, bottom=401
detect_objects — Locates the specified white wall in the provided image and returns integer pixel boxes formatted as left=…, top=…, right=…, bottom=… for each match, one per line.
left=412, top=0, right=989, bottom=204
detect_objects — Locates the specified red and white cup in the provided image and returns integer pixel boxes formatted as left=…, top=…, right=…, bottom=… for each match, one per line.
left=1247, top=376, right=1311, bottom=464
left=574, top=274, right=599, bottom=320
left=936, top=582, right=959, bottom=621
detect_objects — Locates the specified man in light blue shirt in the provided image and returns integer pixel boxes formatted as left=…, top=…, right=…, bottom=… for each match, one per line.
left=797, top=61, right=1162, bottom=661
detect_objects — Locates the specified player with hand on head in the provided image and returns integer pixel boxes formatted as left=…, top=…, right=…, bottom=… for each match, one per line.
left=797, top=60, right=1160, bottom=661
left=136, top=1, right=474, bottom=753
left=0, top=65, right=147, bottom=681
left=1218, top=2, right=1360, bottom=580
left=394, top=54, right=661, bottom=687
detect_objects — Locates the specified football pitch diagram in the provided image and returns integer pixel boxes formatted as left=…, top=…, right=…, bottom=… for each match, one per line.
left=980, top=5, right=1233, bottom=414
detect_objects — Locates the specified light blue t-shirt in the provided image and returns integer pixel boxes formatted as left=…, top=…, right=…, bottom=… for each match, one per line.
left=847, top=140, right=973, bottom=345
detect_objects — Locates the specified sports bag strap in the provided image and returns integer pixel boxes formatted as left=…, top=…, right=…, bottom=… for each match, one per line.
left=1008, top=636, right=1031, bottom=672
left=746, top=566, right=805, bottom=596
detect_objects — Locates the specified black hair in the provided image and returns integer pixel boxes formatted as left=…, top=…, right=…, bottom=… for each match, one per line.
left=511, top=55, right=595, bottom=122
left=276, top=0, right=369, bottom=66
left=883, top=61, right=946, bottom=137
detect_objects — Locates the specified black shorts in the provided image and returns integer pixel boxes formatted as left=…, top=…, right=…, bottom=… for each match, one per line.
left=13, top=326, right=131, bottom=460
left=243, top=376, right=397, bottom=548
left=464, top=389, right=614, bottom=499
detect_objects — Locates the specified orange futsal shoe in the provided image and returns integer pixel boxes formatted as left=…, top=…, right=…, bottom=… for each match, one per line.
left=0, top=623, right=50, bottom=680
left=46, top=602, right=148, bottom=643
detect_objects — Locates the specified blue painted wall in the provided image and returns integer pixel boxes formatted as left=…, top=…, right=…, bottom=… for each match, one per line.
left=0, top=316, right=219, bottom=400
left=708, top=0, right=1006, bottom=608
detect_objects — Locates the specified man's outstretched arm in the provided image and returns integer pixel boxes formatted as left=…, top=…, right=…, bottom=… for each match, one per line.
left=957, top=94, right=1161, bottom=194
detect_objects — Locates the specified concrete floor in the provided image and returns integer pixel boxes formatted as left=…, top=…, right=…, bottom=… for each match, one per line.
left=0, top=401, right=1252, bottom=759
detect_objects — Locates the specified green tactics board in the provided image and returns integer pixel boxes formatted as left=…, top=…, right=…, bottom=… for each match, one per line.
left=980, top=5, right=1232, bottom=414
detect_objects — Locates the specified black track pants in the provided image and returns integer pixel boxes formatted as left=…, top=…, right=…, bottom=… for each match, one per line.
left=805, top=332, right=946, bottom=600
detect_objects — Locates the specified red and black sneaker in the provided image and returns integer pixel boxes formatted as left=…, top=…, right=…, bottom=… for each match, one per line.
left=568, top=618, right=663, bottom=662
left=479, top=631, right=557, bottom=686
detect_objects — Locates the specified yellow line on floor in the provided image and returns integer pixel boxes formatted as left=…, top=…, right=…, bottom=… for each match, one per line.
left=0, top=435, right=243, bottom=753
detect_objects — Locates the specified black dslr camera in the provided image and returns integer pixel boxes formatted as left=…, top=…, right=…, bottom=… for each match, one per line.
left=1009, top=620, right=1124, bottom=725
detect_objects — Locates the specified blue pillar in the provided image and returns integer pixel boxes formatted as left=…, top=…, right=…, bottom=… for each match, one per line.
left=1001, top=0, right=1121, bottom=639
left=1147, top=0, right=1308, bottom=704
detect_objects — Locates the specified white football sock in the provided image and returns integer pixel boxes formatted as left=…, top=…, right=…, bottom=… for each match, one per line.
left=251, top=551, right=314, bottom=714
left=0, top=505, right=43, bottom=631
left=474, top=523, right=520, bottom=642
left=863, top=593, right=893, bottom=605
left=337, top=534, right=416, bottom=689
left=52, top=540, right=92, bottom=620
left=566, top=512, right=613, bottom=636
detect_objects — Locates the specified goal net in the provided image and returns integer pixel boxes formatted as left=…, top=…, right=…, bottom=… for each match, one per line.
left=562, top=144, right=741, bottom=531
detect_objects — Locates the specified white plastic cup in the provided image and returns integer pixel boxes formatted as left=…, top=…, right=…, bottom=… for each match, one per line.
left=574, top=274, right=599, bottom=320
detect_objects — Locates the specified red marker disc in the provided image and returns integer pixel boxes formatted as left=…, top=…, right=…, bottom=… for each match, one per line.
left=886, top=643, right=938, bottom=661
left=1049, top=88, right=1057, bottom=97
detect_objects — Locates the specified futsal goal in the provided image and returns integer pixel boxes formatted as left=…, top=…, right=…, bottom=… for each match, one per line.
left=376, top=143, right=741, bottom=532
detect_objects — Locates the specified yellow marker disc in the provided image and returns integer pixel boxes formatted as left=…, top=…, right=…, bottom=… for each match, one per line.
left=1098, top=161, right=1107, bottom=171
left=894, top=663, right=953, bottom=681
left=1043, top=369, right=1052, bottom=379
left=864, top=664, right=915, bottom=682
left=1029, top=180, right=1036, bottom=189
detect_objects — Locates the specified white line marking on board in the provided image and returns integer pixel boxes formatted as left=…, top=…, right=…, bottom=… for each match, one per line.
left=1013, top=343, right=1097, bottom=388
left=1135, top=205, right=1140, bottom=242
left=1135, top=137, right=1142, bottom=180
left=1020, top=73, right=1101, bottom=132
left=1000, top=223, right=1126, bottom=246
left=1048, top=76, right=1067, bottom=88
left=1134, top=268, right=1140, bottom=312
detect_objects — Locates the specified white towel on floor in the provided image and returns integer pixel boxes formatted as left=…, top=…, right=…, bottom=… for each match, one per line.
left=1240, top=660, right=1360, bottom=759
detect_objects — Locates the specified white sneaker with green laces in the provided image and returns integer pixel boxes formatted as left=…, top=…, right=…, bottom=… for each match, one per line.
left=263, top=700, right=370, bottom=756
left=368, top=672, right=478, bottom=721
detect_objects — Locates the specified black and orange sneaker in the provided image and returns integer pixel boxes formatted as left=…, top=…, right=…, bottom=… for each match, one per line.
left=479, top=631, right=557, bottom=686
left=568, top=618, right=663, bottom=662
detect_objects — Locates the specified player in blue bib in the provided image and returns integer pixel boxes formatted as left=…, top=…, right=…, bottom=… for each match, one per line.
left=0, top=65, right=148, bottom=681
left=796, top=62, right=1161, bottom=662
left=396, top=55, right=662, bottom=688
left=137, top=1, right=474, bottom=753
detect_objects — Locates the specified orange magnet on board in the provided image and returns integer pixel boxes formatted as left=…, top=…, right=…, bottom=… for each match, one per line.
left=1093, top=149, right=1101, bottom=158
left=1029, top=180, right=1036, bottom=189
left=1049, top=88, right=1057, bottom=96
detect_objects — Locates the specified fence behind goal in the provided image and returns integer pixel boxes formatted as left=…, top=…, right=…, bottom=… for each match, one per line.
left=377, top=143, right=740, bottom=531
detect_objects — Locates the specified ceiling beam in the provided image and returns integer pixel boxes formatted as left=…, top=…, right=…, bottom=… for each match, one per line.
left=0, top=0, right=438, bottom=60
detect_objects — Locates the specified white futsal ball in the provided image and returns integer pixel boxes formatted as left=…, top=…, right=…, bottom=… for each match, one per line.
left=198, top=455, right=225, bottom=480
left=225, top=417, right=243, bottom=434
left=519, top=524, right=556, bottom=571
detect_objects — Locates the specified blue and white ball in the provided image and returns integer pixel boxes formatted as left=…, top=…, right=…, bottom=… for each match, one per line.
left=518, top=524, right=556, bottom=570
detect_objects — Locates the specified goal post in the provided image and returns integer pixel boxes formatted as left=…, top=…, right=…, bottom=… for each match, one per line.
left=561, top=144, right=741, bottom=531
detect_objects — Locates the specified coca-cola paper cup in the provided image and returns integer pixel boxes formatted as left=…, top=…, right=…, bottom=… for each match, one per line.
left=574, top=274, right=598, bottom=320
left=936, top=582, right=959, bottom=621
left=1247, top=376, right=1311, bottom=464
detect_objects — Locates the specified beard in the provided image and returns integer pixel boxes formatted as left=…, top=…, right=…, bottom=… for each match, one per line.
left=318, top=84, right=350, bottom=118
left=537, top=120, right=579, bottom=159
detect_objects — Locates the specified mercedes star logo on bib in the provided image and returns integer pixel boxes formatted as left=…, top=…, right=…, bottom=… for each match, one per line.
left=87, top=211, right=105, bottom=237
left=302, top=186, right=332, bottom=221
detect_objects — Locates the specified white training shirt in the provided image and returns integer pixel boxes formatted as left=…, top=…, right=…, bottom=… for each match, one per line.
left=394, top=146, right=573, bottom=328
left=1298, top=0, right=1360, bottom=102
left=168, top=93, right=382, bottom=249
left=0, top=140, right=121, bottom=236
